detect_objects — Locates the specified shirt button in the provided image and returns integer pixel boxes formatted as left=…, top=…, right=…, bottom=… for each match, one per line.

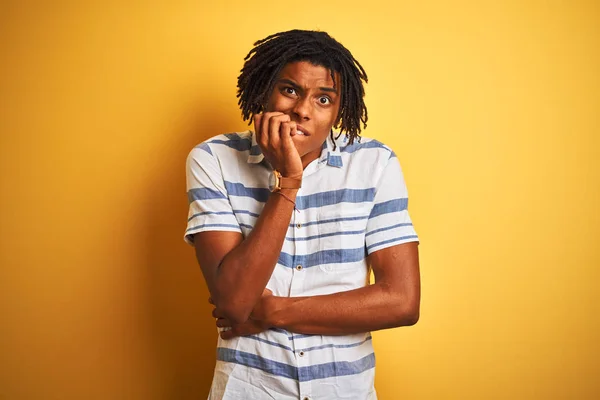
left=295, top=265, right=303, bottom=271
left=296, top=222, right=302, bottom=228
left=303, top=397, right=310, bottom=400
left=298, top=351, right=305, bottom=357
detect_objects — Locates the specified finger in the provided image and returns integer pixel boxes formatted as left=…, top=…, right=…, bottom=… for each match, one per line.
left=281, top=121, right=297, bottom=152
left=268, top=114, right=290, bottom=150
left=280, top=121, right=291, bottom=142
left=208, top=296, right=213, bottom=305
left=216, top=318, right=232, bottom=328
left=261, top=112, right=283, bottom=147
left=220, top=329, right=235, bottom=340
left=289, top=121, right=297, bottom=136
left=253, top=113, right=263, bottom=138
left=262, top=288, right=273, bottom=296
left=259, top=112, right=271, bottom=148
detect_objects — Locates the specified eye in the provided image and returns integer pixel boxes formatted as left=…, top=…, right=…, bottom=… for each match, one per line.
left=318, top=96, right=331, bottom=105
left=283, top=87, right=297, bottom=96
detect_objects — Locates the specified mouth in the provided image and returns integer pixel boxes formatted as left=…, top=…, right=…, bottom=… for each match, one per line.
left=295, top=125, right=310, bottom=136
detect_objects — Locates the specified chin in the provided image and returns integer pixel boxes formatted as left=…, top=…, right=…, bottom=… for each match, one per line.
left=291, top=136, right=304, bottom=149
left=293, top=144, right=306, bottom=157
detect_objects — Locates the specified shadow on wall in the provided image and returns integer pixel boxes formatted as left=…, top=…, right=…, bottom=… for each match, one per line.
left=141, top=100, right=236, bottom=399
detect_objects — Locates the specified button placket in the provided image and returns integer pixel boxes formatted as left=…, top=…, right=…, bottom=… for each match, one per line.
left=299, top=380, right=312, bottom=400
left=292, top=205, right=310, bottom=400
left=290, top=208, right=307, bottom=297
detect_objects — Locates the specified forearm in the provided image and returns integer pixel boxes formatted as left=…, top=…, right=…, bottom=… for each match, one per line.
left=266, top=282, right=420, bottom=335
left=212, top=189, right=297, bottom=322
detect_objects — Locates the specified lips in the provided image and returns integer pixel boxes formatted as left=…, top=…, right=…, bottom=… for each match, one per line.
left=296, top=125, right=310, bottom=136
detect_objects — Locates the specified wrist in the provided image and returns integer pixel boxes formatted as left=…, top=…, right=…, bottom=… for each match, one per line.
left=278, top=188, right=299, bottom=196
left=262, top=296, right=289, bottom=328
left=280, top=170, right=303, bottom=179
left=269, top=169, right=302, bottom=192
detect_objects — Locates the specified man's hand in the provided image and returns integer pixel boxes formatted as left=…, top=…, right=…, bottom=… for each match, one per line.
left=211, top=288, right=275, bottom=339
left=254, top=112, right=303, bottom=178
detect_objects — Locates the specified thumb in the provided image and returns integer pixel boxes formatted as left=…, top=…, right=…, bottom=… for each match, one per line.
left=262, top=288, right=273, bottom=296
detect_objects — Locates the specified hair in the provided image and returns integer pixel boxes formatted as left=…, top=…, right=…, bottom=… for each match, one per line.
left=237, top=29, right=368, bottom=147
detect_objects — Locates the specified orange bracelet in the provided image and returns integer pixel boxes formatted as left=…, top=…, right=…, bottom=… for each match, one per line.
left=274, top=191, right=299, bottom=213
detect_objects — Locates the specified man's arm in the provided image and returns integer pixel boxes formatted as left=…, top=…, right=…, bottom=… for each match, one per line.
left=217, top=241, right=420, bottom=338
left=193, top=112, right=302, bottom=324
left=194, top=187, right=297, bottom=324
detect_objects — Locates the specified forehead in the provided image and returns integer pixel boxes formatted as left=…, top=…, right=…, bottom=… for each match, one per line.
left=278, top=61, right=339, bottom=88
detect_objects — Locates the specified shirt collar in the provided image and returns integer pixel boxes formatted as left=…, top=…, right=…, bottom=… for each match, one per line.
left=247, top=130, right=345, bottom=168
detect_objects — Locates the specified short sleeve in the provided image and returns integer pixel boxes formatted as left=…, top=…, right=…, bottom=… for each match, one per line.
left=184, top=144, right=241, bottom=245
left=365, top=154, right=419, bottom=254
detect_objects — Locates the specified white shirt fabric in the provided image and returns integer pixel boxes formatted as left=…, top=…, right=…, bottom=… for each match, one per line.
left=184, top=130, right=419, bottom=400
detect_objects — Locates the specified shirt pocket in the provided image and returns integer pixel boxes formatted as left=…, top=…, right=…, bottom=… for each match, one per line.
left=316, top=207, right=369, bottom=273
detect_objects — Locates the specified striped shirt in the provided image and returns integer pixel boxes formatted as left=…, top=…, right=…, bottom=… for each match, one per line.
left=185, top=130, right=419, bottom=400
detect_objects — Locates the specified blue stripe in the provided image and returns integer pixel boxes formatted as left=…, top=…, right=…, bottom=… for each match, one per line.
left=223, top=184, right=374, bottom=207
left=299, top=335, right=372, bottom=353
left=268, top=327, right=294, bottom=340
left=185, top=223, right=240, bottom=233
left=268, top=327, right=289, bottom=335
left=224, top=181, right=270, bottom=202
left=250, top=145, right=262, bottom=156
left=221, top=132, right=257, bottom=156
left=286, top=229, right=365, bottom=242
left=327, top=154, right=343, bottom=167
left=296, top=188, right=375, bottom=210
left=244, top=335, right=372, bottom=354
left=268, top=328, right=318, bottom=340
left=211, top=137, right=252, bottom=152
left=217, top=348, right=297, bottom=380
left=239, top=223, right=253, bottom=230
left=188, top=210, right=234, bottom=222
left=217, top=348, right=375, bottom=381
left=365, top=223, right=413, bottom=237
left=288, top=215, right=369, bottom=228
left=341, top=140, right=389, bottom=154
left=233, top=209, right=261, bottom=218
left=278, top=247, right=365, bottom=269
left=389, top=151, right=397, bottom=159
left=291, top=333, right=318, bottom=339
left=366, top=235, right=419, bottom=251
left=267, top=331, right=316, bottom=341
left=245, top=335, right=293, bottom=352
left=369, top=198, right=408, bottom=218
left=196, top=142, right=213, bottom=155
left=187, top=188, right=227, bottom=203
left=298, top=352, right=375, bottom=381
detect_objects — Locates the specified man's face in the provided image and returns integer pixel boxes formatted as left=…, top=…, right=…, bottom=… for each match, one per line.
left=265, top=61, right=341, bottom=167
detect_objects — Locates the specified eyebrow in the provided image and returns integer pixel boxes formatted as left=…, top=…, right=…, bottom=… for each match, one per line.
left=277, top=78, right=338, bottom=94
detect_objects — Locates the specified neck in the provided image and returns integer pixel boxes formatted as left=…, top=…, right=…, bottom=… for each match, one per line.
left=301, top=148, right=322, bottom=169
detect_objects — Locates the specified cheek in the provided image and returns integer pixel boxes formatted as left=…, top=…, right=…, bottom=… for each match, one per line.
left=267, top=94, right=294, bottom=112
left=317, top=110, right=338, bottom=131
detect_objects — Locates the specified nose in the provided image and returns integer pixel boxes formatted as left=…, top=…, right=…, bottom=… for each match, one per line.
left=292, top=97, right=310, bottom=121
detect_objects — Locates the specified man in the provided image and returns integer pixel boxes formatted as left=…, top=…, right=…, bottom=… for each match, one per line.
left=184, top=29, right=420, bottom=400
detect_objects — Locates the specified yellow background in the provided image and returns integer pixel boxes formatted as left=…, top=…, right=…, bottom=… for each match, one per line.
left=1, top=1, right=598, bottom=399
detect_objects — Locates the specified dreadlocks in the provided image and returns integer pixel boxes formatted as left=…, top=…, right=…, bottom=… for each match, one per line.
left=237, top=29, right=368, bottom=146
